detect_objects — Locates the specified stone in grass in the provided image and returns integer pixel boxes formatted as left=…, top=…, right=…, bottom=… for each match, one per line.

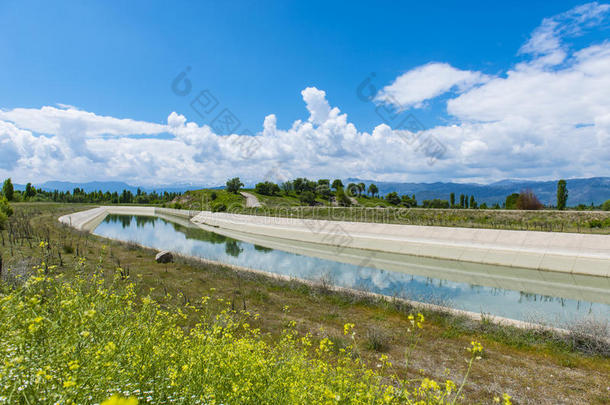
left=155, top=250, right=173, bottom=263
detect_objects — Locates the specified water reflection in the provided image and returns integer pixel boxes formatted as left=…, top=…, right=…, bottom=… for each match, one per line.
left=94, top=214, right=610, bottom=325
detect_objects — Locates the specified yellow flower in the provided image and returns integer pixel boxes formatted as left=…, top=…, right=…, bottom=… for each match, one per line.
left=63, top=379, right=76, bottom=388
left=343, top=323, right=355, bottom=335
left=468, top=340, right=483, bottom=355
left=502, top=393, right=512, bottom=405
left=101, top=395, right=138, bottom=405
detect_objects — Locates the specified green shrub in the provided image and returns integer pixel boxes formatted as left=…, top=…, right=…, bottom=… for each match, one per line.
left=212, top=203, right=227, bottom=212
left=0, top=196, right=12, bottom=217
left=602, top=199, right=610, bottom=211
left=299, top=191, right=316, bottom=206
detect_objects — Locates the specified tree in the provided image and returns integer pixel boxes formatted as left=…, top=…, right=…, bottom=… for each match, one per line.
left=464, top=195, right=469, bottom=209
left=459, top=194, right=465, bottom=208
left=299, top=191, right=316, bottom=206
left=331, top=179, right=344, bottom=191
left=385, top=191, right=401, bottom=205
left=2, top=178, right=14, bottom=201
left=505, top=193, right=519, bottom=209
left=280, top=182, right=293, bottom=194
left=367, top=184, right=378, bottom=198
left=0, top=196, right=12, bottom=230
left=346, top=183, right=358, bottom=197
left=255, top=181, right=280, bottom=196
left=25, top=183, right=36, bottom=199
left=469, top=195, right=477, bottom=209
left=557, top=179, right=568, bottom=210
left=358, top=182, right=366, bottom=196
left=316, top=184, right=332, bottom=200
left=450, top=192, right=455, bottom=207
left=336, top=187, right=352, bottom=206
left=602, top=199, right=610, bottom=211
left=516, top=189, right=543, bottom=210
left=401, top=194, right=417, bottom=208
left=226, top=177, right=244, bottom=194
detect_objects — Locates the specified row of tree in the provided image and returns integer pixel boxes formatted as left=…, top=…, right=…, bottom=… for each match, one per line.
left=1, top=178, right=181, bottom=205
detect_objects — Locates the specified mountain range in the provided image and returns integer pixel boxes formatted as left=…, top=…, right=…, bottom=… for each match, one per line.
left=345, top=177, right=610, bottom=206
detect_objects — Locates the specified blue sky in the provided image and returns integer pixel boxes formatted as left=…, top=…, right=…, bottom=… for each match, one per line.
left=1, top=1, right=609, bottom=186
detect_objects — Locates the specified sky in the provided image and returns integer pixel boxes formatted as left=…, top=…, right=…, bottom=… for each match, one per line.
left=1, top=1, right=609, bottom=186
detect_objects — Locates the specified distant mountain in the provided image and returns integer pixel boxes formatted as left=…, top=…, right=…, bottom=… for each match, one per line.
left=345, top=177, right=610, bottom=206
left=14, top=181, right=205, bottom=194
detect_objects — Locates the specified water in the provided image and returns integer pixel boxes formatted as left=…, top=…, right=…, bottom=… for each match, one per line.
left=93, top=214, right=610, bottom=326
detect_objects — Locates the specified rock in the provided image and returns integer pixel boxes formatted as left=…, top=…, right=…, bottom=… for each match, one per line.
left=155, top=250, right=173, bottom=263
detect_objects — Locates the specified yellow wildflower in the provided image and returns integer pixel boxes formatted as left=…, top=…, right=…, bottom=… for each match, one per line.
left=101, top=396, right=138, bottom=405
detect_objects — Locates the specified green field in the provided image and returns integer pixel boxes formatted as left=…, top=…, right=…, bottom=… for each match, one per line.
left=0, top=203, right=608, bottom=404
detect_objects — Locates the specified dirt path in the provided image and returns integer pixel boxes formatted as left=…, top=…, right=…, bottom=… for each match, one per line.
left=240, top=191, right=262, bottom=207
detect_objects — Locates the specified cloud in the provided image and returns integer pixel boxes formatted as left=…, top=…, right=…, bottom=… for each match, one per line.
left=518, top=2, right=609, bottom=67
left=375, top=63, right=489, bottom=109
left=0, top=3, right=609, bottom=186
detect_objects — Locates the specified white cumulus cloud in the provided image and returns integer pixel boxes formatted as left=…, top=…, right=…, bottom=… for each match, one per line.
left=375, top=63, right=489, bottom=110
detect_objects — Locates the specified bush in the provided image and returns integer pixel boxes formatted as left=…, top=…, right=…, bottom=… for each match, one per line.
left=336, top=187, right=352, bottom=207
left=0, top=196, right=12, bottom=217
left=602, top=199, right=610, bottom=211
left=299, top=191, right=316, bottom=206
left=385, top=192, right=401, bottom=205
left=212, top=203, right=227, bottom=212
left=254, top=181, right=280, bottom=196
left=422, top=199, right=450, bottom=209
left=0, top=269, right=498, bottom=404
left=516, top=189, right=543, bottom=210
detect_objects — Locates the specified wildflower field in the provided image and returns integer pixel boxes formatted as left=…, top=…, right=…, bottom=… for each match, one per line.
left=0, top=263, right=494, bottom=404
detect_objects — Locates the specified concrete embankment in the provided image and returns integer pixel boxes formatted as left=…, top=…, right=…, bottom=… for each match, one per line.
left=58, top=207, right=610, bottom=277
left=192, top=212, right=610, bottom=277
left=58, top=206, right=194, bottom=232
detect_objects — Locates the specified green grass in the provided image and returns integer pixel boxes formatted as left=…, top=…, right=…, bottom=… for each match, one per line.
left=247, top=190, right=330, bottom=207
left=177, top=189, right=245, bottom=210
left=354, top=196, right=392, bottom=207
left=233, top=205, right=610, bottom=234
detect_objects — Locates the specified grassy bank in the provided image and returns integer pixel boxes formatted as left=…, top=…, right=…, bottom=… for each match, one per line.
left=172, top=189, right=610, bottom=234
left=233, top=205, right=610, bottom=234
left=1, top=203, right=609, bottom=404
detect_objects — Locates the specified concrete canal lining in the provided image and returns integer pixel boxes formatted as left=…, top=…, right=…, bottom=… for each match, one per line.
left=191, top=211, right=610, bottom=277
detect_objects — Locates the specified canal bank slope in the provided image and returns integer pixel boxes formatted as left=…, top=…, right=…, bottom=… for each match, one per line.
left=192, top=211, right=610, bottom=277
